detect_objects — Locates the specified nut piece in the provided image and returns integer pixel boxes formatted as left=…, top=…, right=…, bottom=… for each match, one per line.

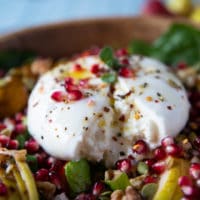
left=31, top=58, right=53, bottom=75
left=125, top=186, right=141, bottom=200
left=111, top=190, right=124, bottom=200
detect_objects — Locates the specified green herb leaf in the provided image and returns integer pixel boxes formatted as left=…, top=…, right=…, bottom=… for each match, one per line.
left=16, top=131, right=30, bottom=149
left=137, top=162, right=149, bottom=175
left=0, top=50, right=36, bottom=71
left=105, top=172, right=130, bottom=190
left=26, top=154, right=38, bottom=173
left=141, top=183, right=158, bottom=199
left=101, top=73, right=117, bottom=83
left=64, top=159, right=91, bottom=194
left=100, top=47, right=121, bottom=69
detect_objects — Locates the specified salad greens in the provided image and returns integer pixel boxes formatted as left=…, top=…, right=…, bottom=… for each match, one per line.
left=129, top=23, right=200, bottom=66
left=0, top=50, right=36, bottom=70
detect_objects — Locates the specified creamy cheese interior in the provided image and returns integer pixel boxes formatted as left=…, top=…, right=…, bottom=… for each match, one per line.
left=27, top=55, right=190, bottom=166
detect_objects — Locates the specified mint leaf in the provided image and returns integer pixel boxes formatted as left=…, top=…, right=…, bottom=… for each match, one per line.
left=64, top=159, right=91, bottom=194
left=101, top=73, right=117, bottom=83
left=105, top=172, right=130, bottom=190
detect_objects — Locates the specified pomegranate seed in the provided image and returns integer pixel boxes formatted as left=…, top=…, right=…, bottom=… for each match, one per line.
left=165, top=144, right=182, bottom=157
left=151, top=161, right=166, bottom=174
left=132, top=140, right=148, bottom=154
left=25, top=139, right=39, bottom=153
left=92, top=182, right=105, bottom=196
left=0, top=135, right=10, bottom=147
left=177, top=62, right=187, bottom=70
left=178, top=176, right=193, bottom=187
left=73, top=64, right=82, bottom=71
left=144, top=175, right=157, bottom=184
left=161, top=136, right=174, bottom=147
left=154, top=147, right=166, bottom=160
left=14, top=123, right=25, bottom=133
left=119, top=67, right=133, bottom=78
left=36, top=152, right=47, bottom=166
left=35, top=168, right=49, bottom=181
left=68, top=90, right=83, bottom=101
left=190, top=163, right=200, bottom=180
left=120, top=58, right=129, bottom=65
left=145, top=159, right=156, bottom=168
left=181, top=185, right=198, bottom=197
left=79, top=79, right=89, bottom=88
left=0, top=124, right=6, bottom=132
left=51, top=91, right=67, bottom=102
left=0, top=183, right=7, bottom=196
left=116, top=159, right=132, bottom=173
left=15, top=113, right=24, bottom=123
left=64, top=77, right=74, bottom=85
left=8, top=140, right=19, bottom=149
left=49, top=171, right=61, bottom=189
left=90, top=64, right=100, bottom=74
left=115, top=48, right=128, bottom=57
left=46, top=157, right=56, bottom=168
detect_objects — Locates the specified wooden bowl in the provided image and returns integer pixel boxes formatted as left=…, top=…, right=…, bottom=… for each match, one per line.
left=0, top=16, right=188, bottom=58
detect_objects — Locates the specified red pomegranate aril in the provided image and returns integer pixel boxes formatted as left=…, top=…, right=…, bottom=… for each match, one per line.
left=119, top=67, right=133, bottom=78
left=51, top=91, right=67, bottom=102
left=0, top=135, right=10, bottom=147
left=154, top=147, right=166, bottom=160
left=92, top=182, right=105, bottom=196
left=49, top=171, right=61, bottom=189
left=8, top=140, right=19, bottom=149
left=46, top=157, right=56, bottom=168
left=132, top=140, right=148, bottom=154
left=116, top=159, right=132, bottom=173
left=68, top=90, right=83, bottom=101
left=145, top=159, right=156, bottom=168
left=91, top=64, right=100, bottom=74
left=144, top=175, right=157, bottom=184
left=15, top=113, right=24, bottom=123
left=165, top=144, right=182, bottom=157
left=25, top=139, right=39, bottom=153
left=189, top=163, right=200, bottom=180
left=161, top=136, right=174, bottom=147
left=0, top=124, right=6, bottom=132
left=64, top=77, right=74, bottom=85
left=15, top=123, right=26, bottom=134
left=181, top=186, right=198, bottom=197
left=151, top=161, right=165, bottom=174
left=79, top=79, right=89, bottom=88
left=120, top=58, right=129, bottom=65
left=178, top=176, right=193, bottom=187
left=0, top=183, right=7, bottom=196
left=35, top=168, right=49, bottom=181
left=115, top=48, right=128, bottom=57
left=177, top=62, right=187, bottom=70
left=36, top=152, right=47, bottom=166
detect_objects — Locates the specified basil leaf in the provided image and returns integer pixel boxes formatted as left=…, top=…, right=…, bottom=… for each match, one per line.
left=105, top=172, right=130, bottom=190
left=64, top=159, right=91, bottom=194
left=101, top=73, right=117, bottom=83
left=100, top=47, right=114, bottom=63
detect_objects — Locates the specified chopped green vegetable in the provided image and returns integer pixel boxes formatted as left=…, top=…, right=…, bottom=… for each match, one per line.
left=129, top=23, right=200, bottom=66
left=16, top=131, right=30, bottom=149
left=137, top=162, right=149, bottom=175
left=26, top=155, right=38, bottom=173
left=0, top=50, right=36, bottom=70
left=105, top=172, right=130, bottom=190
left=141, top=183, right=158, bottom=199
left=64, top=159, right=91, bottom=194
left=101, top=73, right=117, bottom=83
left=99, top=47, right=120, bottom=69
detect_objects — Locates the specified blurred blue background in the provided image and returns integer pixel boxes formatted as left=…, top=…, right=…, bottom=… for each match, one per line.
left=0, top=0, right=144, bottom=34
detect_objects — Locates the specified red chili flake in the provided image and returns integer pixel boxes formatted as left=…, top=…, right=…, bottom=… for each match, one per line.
left=91, top=64, right=100, bottom=74
left=51, top=91, right=67, bottom=102
left=115, top=48, right=128, bottom=57
left=119, top=67, right=134, bottom=78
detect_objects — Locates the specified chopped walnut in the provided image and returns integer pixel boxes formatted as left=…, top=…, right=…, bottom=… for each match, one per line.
left=111, top=186, right=141, bottom=200
left=31, top=58, right=53, bottom=75
left=111, top=190, right=124, bottom=200
left=37, top=181, right=56, bottom=200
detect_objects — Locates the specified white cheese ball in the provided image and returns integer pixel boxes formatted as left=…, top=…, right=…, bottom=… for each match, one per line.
left=27, top=55, right=190, bottom=166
